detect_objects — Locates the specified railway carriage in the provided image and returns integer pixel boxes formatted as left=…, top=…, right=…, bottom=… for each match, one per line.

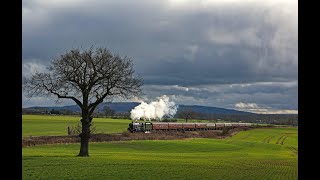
left=195, top=123, right=207, bottom=130
left=168, top=123, right=183, bottom=131
left=183, top=123, right=196, bottom=130
left=152, top=123, right=169, bottom=131
left=231, top=123, right=240, bottom=128
left=206, top=123, right=216, bottom=130
left=215, top=123, right=225, bottom=130
left=128, top=122, right=251, bottom=133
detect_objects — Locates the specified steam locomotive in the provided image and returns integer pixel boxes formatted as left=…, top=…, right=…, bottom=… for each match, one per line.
left=127, top=122, right=252, bottom=133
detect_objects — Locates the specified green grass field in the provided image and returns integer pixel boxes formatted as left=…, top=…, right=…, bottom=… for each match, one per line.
left=22, top=115, right=220, bottom=138
left=22, top=115, right=266, bottom=137
left=22, top=115, right=132, bottom=137
left=22, top=126, right=298, bottom=179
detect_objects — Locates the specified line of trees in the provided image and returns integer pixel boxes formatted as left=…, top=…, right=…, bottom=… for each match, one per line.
left=175, top=109, right=298, bottom=126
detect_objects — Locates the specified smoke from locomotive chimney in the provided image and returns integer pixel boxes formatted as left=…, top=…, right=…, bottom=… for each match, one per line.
left=130, top=95, right=178, bottom=121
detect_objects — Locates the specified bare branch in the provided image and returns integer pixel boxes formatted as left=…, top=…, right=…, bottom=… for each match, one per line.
left=24, top=46, right=143, bottom=117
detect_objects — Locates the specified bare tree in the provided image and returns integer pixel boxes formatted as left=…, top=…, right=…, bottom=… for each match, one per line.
left=104, top=106, right=115, bottom=118
left=178, top=108, right=196, bottom=122
left=24, top=47, right=143, bottom=156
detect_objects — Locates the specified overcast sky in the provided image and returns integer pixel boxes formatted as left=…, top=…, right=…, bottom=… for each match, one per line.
left=22, top=0, right=298, bottom=114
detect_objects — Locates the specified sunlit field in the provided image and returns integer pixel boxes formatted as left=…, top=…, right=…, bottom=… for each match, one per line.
left=22, top=127, right=298, bottom=179
left=22, top=115, right=132, bottom=137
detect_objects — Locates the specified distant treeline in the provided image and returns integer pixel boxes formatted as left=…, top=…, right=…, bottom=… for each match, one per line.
left=23, top=108, right=298, bottom=126
left=23, top=108, right=75, bottom=115
left=186, top=112, right=298, bottom=126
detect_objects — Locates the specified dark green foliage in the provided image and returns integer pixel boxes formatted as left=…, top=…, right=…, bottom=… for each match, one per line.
left=220, top=126, right=232, bottom=136
left=104, top=106, right=115, bottom=118
left=67, top=123, right=97, bottom=136
left=162, top=118, right=177, bottom=122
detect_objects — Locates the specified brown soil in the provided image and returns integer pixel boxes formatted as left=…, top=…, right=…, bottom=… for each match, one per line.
left=22, top=127, right=252, bottom=147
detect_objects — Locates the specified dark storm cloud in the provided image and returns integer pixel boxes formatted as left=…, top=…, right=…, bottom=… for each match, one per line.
left=139, top=45, right=297, bottom=86
left=22, top=0, right=297, bottom=113
left=142, top=81, right=297, bottom=110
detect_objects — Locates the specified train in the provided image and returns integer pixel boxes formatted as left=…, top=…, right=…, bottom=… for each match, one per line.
left=127, top=122, right=252, bottom=133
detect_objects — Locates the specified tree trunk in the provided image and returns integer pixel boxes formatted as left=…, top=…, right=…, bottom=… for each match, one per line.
left=77, top=114, right=92, bottom=157
left=78, top=131, right=90, bottom=156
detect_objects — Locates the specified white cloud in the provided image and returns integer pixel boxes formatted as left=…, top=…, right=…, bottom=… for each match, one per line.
left=22, top=94, right=74, bottom=107
left=234, top=102, right=297, bottom=114
left=261, top=109, right=298, bottom=114
left=22, top=61, right=47, bottom=78
left=235, top=102, right=259, bottom=109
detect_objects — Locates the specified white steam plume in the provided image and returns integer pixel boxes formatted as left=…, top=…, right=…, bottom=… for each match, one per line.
left=130, top=95, right=178, bottom=121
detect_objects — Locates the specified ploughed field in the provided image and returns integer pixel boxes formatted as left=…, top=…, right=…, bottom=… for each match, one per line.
left=22, top=126, right=297, bottom=179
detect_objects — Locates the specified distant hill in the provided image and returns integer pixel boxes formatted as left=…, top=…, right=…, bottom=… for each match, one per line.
left=177, top=105, right=253, bottom=115
left=23, top=102, right=253, bottom=115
